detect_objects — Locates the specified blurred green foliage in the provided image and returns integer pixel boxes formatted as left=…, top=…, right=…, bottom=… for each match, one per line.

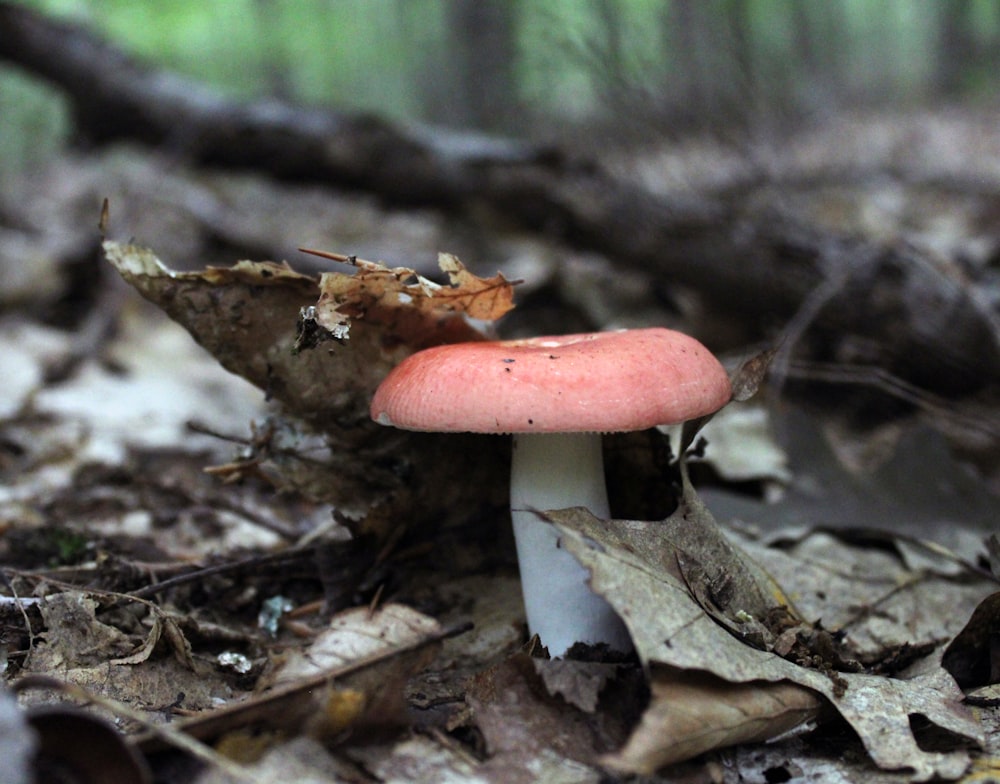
left=1, top=0, right=999, bottom=178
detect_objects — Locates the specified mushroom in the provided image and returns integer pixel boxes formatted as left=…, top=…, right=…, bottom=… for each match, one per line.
left=370, top=328, right=731, bottom=656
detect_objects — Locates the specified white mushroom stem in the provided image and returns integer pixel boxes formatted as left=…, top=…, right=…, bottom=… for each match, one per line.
left=510, top=431, right=633, bottom=656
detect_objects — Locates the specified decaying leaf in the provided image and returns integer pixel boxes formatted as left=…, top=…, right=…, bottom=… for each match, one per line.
left=30, top=593, right=138, bottom=667
left=106, top=242, right=345, bottom=427
left=465, top=652, right=631, bottom=783
left=602, top=667, right=824, bottom=775
left=680, top=344, right=775, bottom=454
left=547, top=474, right=985, bottom=780
left=104, top=241, right=502, bottom=427
left=105, top=241, right=510, bottom=535
left=531, top=658, right=623, bottom=714
left=942, top=591, right=1000, bottom=689
left=264, top=603, right=444, bottom=686
left=734, top=527, right=995, bottom=663
left=307, top=249, right=515, bottom=342
left=550, top=467, right=795, bottom=639
left=138, top=604, right=455, bottom=751
left=109, top=610, right=195, bottom=670
left=730, top=345, right=779, bottom=403
left=22, top=593, right=230, bottom=715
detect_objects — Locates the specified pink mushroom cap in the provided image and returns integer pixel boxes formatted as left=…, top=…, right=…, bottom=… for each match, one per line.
left=370, top=327, right=731, bottom=434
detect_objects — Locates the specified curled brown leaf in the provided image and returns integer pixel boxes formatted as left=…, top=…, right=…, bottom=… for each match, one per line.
left=307, top=249, right=516, bottom=346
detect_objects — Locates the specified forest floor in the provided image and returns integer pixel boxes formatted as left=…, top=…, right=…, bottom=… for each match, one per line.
left=1, top=106, right=1000, bottom=783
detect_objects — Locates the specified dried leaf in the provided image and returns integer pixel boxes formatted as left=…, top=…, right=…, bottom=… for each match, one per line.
left=548, top=468, right=794, bottom=637
left=265, top=604, right=444, bottom=686
left=32, top=593, right=138, bottom=667
left=466, top=653, right=622, bottom=781
left=942, top=591, right=1000, bottom=689
left=437, top=252, right=517, bottom=319
left=144, top=604, right=453, bottom=749
left=311, top=250, right=515, bottom=342
left=736, top=527, right=994, bottom=662
left=23, top=593, right=229, bottom=715
left=680, top=345, right=775, bottom=454
left=602, top=668, right=823, bottom=774
left=109, top=611, right=195, bottom=670
left=730, top=345, right=778, bottom=403
left=105, top=241, right=509, bottom=535
left=547, top=482, right=984, bottom=780
left=160, top=614, right=197, bottom=670
left=531, top=659, right=622, bottom=714
left=107, top=615, right=160, bottom=667
left=105, top=242, right=336, bottom=425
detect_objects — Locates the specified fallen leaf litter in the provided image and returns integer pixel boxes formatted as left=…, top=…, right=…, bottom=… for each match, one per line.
left=0, top=241, right=995, bottom=782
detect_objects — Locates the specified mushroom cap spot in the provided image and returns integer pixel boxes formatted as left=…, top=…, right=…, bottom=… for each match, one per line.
left=370, top=328, right=732, bottom=434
